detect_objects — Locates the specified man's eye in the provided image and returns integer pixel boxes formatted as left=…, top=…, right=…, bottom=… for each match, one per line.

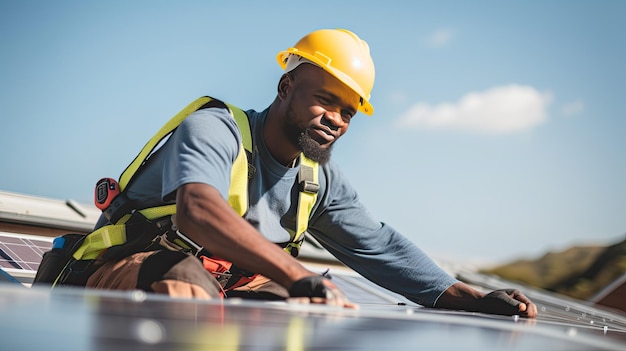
left=318, top=96, right=330, bottom=105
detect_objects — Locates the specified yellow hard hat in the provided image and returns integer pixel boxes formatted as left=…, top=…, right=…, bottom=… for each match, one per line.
left=277, top=29, right=375, bottom=115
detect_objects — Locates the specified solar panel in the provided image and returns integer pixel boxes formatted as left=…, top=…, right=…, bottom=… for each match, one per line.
left=0, top=233, right=624, bottom=350
left=0, top=282, right=624, bottom=351
left=330, top=273, right=415, bottom=306
left=0, top=232, right=52, bottom=280
left=1, top=190, right=624, bottom=350
left=458, top=270, right=626, bottom=339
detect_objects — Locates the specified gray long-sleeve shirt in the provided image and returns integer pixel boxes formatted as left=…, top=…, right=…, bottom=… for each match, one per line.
left=119, top=105, right=458, bottom=307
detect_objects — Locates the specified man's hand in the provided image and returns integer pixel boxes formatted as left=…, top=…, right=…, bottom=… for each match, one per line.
left=435, top=282, right=537, bottom=318
left=288, top=275, right=358, bottom=309
left=475, top=289, right=537, bottom=318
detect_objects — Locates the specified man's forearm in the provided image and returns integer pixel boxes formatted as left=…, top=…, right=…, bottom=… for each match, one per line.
left=174, top=183, right=314, bottom=289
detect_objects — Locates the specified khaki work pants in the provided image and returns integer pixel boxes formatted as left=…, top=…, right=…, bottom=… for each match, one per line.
left=86, top=249, right=289, bottom=300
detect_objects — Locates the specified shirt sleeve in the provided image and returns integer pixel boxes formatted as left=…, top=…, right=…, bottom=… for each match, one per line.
left=161, top=107, right=241, bottom=202
left=308, top=163, right=459, bottom=307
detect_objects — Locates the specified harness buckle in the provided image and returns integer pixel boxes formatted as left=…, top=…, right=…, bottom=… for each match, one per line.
left=102, top=192, right=136, bottom=223
left=162, top=230, right=205, bottom=257
left=299, top=180, right=319, bottom=194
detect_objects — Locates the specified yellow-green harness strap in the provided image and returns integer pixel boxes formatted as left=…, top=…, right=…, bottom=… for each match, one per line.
left=226, top=102, right=253, bottom=216
left=72, top=204, right=177, bottom=260
left=296, top=155, right=319, bottom=238
left=225, top=102, right=252, bottom=154
left=72, top=223, right=126, bottom=260
left=118, top=97, right=214, bottom=191
left=284, top=154, right=319, bottom=256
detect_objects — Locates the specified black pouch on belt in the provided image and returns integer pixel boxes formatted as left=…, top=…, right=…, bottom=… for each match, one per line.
left=33, top=233, right=86, bottom=286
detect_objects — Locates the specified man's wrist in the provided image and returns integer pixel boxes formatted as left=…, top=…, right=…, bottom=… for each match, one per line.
left=435, top=282, right=485, bottom=310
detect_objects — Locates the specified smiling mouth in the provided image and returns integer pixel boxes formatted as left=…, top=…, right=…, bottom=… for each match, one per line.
left=308, top=127, right=335, bottom=144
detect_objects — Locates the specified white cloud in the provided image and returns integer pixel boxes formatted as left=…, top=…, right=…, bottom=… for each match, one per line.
left=425, top=29, right=453, bottom=47
left=395, top=85, right=552, bottom=134
left=560, top=99, right=585, bottom=116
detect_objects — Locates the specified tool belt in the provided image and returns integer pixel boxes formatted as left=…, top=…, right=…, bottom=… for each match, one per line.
left=35, top=212, right=257, bottom=292
left=34, top=211, right=172, bottom=287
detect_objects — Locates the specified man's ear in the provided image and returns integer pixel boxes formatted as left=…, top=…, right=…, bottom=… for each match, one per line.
left=277, top=73, right=292, bottom=99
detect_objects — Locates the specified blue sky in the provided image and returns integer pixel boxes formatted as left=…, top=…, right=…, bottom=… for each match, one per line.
left=2, top=1, right=624, bottom=265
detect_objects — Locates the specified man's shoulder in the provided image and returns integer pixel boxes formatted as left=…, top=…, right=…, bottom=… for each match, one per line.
left=184, top=104, right=265, bottom=128
left=181, top=106, right=241, bottom=132
left=187, top=105, right=236, bottom=121
left=244, top=107, right=266, bottom=125
left=317, top=159, right=350, bottom=188
left=167, top=107, right=243, bottom=151
left=320, top=158, right=341, bottom=173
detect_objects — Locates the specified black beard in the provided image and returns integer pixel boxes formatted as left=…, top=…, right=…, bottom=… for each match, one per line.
left=282, top=102, right=332, bottom=164
left=299, top=131, right=332, bottom=165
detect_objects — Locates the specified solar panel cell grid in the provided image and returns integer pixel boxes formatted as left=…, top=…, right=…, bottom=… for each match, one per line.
left=0, top=233, right=52, bottom=272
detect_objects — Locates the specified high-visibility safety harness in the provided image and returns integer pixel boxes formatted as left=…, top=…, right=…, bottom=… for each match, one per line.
left=52, top=96, right=319, bottom=289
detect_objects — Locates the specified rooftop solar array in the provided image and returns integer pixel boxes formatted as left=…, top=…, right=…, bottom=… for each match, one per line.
left=1, top=190, right=625, bottom=350
left=1, top=231, right=625, bottom=349
left=0, top=279, right=624, bottom=351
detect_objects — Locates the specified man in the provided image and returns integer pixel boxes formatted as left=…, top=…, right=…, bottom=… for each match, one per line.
left=86, top=29, right=537, bottom=318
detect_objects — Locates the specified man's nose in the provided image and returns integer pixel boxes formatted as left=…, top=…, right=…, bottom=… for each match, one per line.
left=323, top=110, right=346, bottom=129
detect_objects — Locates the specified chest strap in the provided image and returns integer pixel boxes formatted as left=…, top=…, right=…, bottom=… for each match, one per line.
left=285, top=154, right=319, bottom=256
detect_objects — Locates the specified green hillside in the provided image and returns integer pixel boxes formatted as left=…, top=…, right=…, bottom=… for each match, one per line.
left=481, top=235, right=626, bottom=300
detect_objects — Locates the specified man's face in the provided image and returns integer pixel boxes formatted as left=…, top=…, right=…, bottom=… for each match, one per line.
left=281, top=64, right=360, bottom=164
